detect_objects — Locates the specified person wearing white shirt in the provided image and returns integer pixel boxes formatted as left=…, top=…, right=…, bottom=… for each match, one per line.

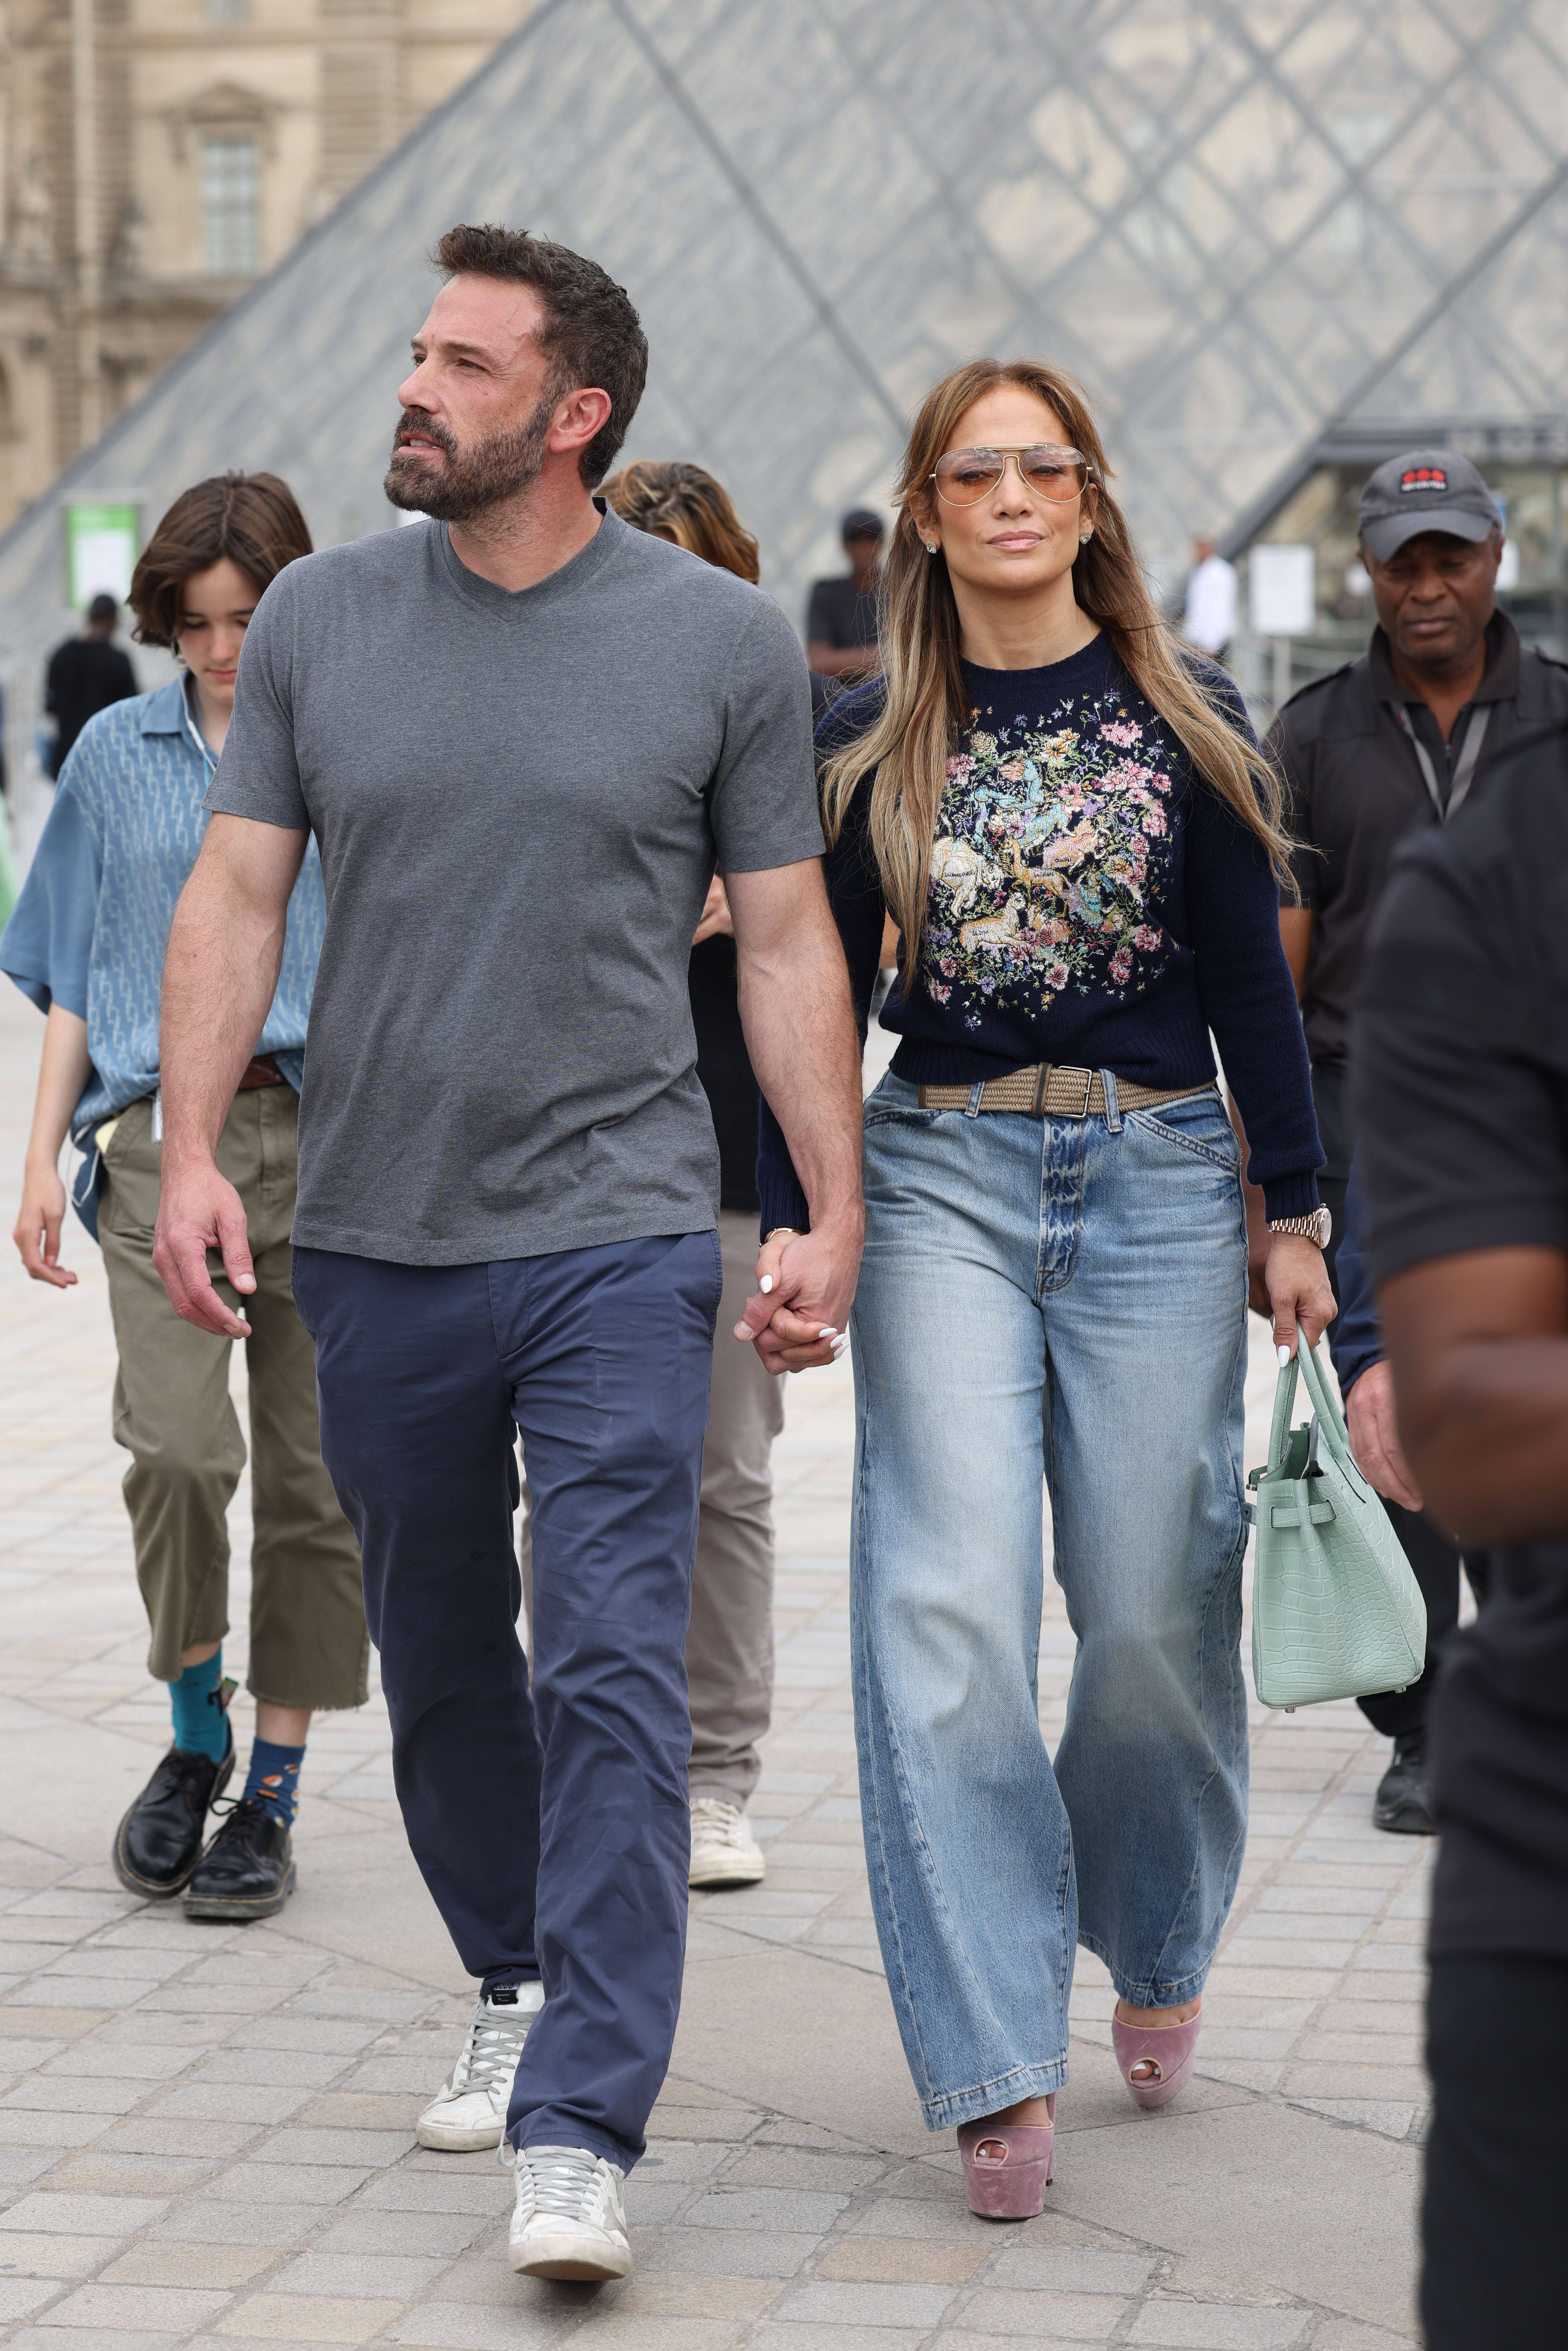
left=1184, top=537, right=1237, bottom=659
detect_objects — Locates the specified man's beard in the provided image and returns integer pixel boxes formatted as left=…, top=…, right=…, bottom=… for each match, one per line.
left=384, top=392, right=557, bottom=522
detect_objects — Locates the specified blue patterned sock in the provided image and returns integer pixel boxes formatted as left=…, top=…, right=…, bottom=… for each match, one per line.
left=243, top=1738, right=304, bottom=1826
left=170, top=1650, right=228, bottom=1761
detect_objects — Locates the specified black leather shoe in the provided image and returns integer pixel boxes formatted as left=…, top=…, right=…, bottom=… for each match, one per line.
left=113, top=1733, right=235, bottom=1896
left=1373, top=1730, right=1435, bottom=1834
left=183, top=1798, right=297, bottom=1921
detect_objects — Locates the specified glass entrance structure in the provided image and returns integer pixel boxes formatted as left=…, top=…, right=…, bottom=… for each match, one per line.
left=0, top=0, right=1564, bottom=702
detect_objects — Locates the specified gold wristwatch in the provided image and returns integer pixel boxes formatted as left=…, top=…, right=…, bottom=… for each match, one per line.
left=1268, top=1209, right=1332, bottom=1247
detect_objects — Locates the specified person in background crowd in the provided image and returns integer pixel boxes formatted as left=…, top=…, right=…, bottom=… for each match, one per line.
left=150, top=223, right=862, bottom=2287
left=751, top=358, right=1331, bottom=2220
left=2, top=474, right=363, bottom=1924
left=1182, top=536, right=1236, bottom=662
left=1262, top=444, right=1568, bottom=1834
left=44, top=592, right=137, bottom=779
left=1353, top=712, right=1568, bottom=2351
left=579, top=456, right=786, bottom=1894
left=806, top=506, right=884, bottom=680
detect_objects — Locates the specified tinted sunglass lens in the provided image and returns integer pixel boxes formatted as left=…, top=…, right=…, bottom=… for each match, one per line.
left=934, top=452, right=1005, bottom=501
left=1020, top=450, right=1084, bottom=499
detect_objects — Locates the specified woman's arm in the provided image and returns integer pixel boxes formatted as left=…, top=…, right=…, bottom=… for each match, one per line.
left=1186, top=789, right=1334, bottom=1355
left=14, top=1005, right=93, bottom=1288
left=756, top=773, right=885, bottom=1236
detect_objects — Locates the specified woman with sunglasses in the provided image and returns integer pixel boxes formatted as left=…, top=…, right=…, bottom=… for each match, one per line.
left=757, top=362, right=1332, bottom=2214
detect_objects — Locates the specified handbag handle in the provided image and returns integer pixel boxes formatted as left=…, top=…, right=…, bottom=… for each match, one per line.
left=1294, top=1328, right=1371, bottom=1498
left=1264, top=1347, right=1301, bottom=1478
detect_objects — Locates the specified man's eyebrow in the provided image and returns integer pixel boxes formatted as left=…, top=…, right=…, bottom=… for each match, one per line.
left=412, top=336, right=495, bottom=362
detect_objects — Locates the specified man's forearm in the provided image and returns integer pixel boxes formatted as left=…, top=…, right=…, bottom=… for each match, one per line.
left=737, top=922, right=862, bottom=1227
left=160, top=848, right=289, bottom=1163
left=1391, top=1336, right=1568, bottom=1541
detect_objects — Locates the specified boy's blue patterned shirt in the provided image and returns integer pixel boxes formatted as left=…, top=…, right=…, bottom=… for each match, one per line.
left=0, top=676, right=324, bottom=1136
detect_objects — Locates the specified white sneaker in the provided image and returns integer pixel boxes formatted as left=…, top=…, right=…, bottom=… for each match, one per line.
left=415, top=1983, right=544, bottom=2151
left=689, top=1797, right=766, bottom=1890
left=508, top=2142, right=631, bottom=2279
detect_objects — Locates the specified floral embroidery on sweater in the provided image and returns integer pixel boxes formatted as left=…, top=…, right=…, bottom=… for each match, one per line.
left=922, top=685, right=1179, bottom=1029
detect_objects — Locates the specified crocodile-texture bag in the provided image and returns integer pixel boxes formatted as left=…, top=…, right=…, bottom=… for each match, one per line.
left=1246, top=1333, right=1426, bottom=1712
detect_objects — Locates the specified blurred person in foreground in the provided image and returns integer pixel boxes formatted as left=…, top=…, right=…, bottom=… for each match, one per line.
left=1260, top=447, right=1568, bottom=1834
left=2, top=475, right=363, bottom=1922
left=806, top=505, right=884, bottom=680
left=150, top=223, right=861, bottom=2286
left=1181, top=536, right=1236, bottom=663
left=577, top=456, right=788, bottom=1894
left=44, top=591, right=137, bottom=779
left=751, top=358, right=1331, bottom=2218
left=1354, top=712, right=1568, bottom=2351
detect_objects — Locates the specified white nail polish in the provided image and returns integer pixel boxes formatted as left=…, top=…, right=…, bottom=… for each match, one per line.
left=817, top=1326, right=836, bottom=1339
left=760, top=1275, right=773, bottom=1294
left=1277, top=1345, right=1291, bottom=1365
left=831, top=1337, right=849, bottom=1357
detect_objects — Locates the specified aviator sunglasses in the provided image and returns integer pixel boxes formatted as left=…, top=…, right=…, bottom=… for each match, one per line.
left=929, top=444, right=1094, bottom=505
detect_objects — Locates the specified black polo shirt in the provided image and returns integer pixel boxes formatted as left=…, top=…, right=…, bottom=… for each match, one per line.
left=1354, top=721, right=1568, bottom=1960
left=1270, top=611, right=1568, bottom=1065
left=806, top=573, right=879, bottom=652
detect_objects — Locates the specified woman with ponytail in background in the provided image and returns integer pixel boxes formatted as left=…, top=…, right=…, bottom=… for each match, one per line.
left=756, top=363, right=1333, bottom=2213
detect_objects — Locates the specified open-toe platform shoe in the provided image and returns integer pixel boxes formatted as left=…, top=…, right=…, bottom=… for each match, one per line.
left=957, top=2097, right=1055, bottom=2219
left=1111, top=2011, right=1202, bottom=2110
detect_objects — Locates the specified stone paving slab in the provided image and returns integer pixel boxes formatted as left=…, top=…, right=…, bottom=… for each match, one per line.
left=0, top=984, right=1426, bottom=2345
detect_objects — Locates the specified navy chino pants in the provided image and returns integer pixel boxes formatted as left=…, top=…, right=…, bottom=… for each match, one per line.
left=291, top=1231, right=723, bottom=2170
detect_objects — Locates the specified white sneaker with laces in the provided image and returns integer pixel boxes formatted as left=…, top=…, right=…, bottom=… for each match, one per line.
left=416, top=1983, right=543, bottom=2151
left=688, top=1797, right=766, bottom=1890
left=508, top=2142, right=631, bottom=2279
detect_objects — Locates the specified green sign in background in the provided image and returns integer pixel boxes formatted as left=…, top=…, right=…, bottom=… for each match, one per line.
left=66, top=502, right=140, bottom=611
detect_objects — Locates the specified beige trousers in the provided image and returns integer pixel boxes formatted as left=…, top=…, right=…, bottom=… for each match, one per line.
left=519, top=1210, right=783, bottom=1804
left=97, top=1089, right=368, bottom=1708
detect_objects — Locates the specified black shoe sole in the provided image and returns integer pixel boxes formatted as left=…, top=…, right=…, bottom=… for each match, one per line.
left=182, top=1860, right=297, bottom=1922
left=111, top=1742, right=236, bottom=1899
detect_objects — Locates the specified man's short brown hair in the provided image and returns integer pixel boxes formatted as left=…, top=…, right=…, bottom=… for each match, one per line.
left=433, top=223, right=648, bottom=488
left=129, top=472, right=312, bottom=648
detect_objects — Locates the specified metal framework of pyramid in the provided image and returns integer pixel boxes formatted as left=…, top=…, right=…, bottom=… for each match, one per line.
left=2, top=0, right=1565, bottom=691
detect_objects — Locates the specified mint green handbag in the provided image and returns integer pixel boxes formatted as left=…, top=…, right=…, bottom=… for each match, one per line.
left=1246, top=1333, right=1427, bottom=1712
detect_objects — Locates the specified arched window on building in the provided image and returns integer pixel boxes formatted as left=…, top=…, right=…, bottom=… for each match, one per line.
left=202, top=134, right=259, bottom=277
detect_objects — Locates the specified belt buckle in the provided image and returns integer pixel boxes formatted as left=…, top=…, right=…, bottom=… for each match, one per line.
left=1057, top=1065, right=1093, bottom=1119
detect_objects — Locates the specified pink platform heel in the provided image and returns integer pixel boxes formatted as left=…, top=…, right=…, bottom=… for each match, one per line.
left=1111, top=2010, right=1202, bottom=2110
left=957, top=2095, right=1055, bottom=2219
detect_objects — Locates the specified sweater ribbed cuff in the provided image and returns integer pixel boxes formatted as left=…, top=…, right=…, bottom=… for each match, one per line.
left=758, top=1176, right=811, bottom=1242
left=1260, top=1171, right=1323, bottom=1223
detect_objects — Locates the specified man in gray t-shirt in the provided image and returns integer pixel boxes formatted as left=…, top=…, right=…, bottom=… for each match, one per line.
left=151, top=225, right=864, bottom=2286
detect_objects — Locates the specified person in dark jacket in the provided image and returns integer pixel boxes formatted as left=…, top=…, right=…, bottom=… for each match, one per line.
left=43, top=593, right=138, bottom=777
left=1354, top=712, right=1568, bottom=2351
left=1261, top=446, right=1568, bottom=1832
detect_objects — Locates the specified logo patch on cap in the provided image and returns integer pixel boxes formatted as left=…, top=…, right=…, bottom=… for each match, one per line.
left=1399, top=466, right=1447, bottom=494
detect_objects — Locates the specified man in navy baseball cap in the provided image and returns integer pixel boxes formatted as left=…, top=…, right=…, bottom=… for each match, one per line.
left=1256, top=443, right=1568, bottom=1843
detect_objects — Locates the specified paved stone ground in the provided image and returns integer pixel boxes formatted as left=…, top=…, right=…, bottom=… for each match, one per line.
left=0, top=979, right=1426, bottom=2350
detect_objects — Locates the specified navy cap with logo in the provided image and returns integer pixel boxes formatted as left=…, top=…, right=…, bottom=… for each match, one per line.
left=1358, top=448, right=1503, bottom=563
left=840, top=506, right=885, bottom=542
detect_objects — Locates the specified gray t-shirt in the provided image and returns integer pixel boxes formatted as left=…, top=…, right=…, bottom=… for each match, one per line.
left=204, top=505, right=823, bottom=1265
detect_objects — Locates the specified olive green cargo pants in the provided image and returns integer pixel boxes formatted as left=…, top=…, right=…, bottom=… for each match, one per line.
left=97, top=1087, right=367, bottom=1708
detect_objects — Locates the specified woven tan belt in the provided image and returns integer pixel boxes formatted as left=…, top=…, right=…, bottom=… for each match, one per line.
left=917, top=1064, right=1217, bottom=1118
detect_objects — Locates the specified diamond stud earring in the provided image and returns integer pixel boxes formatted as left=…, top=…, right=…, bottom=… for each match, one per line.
left=925, top=540, right=938, bottom=554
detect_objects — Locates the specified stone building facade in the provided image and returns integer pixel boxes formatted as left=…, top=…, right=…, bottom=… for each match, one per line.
left=0, top=0, right=532, bottom=532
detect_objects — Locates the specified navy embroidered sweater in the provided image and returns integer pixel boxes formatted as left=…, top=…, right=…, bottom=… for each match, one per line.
left=758, top=634, right=1323, bottom=1230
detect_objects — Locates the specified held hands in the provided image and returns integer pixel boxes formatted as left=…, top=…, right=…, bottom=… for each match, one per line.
left=1266, top=1232, right=1337, bottom=1365
left=152, top=1156, right=258, bottom=1339
left=14, top=1160, right=76, bottom=1289
left=692, top=876, right=734, bottom=946
left=1345, top=1359, right=1423, bottom=1511
left=734, top=1217, right=863, bottom=1376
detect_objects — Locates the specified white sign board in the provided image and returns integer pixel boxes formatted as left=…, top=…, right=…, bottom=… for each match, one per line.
left=1249, top=542, right=1316, bottom=637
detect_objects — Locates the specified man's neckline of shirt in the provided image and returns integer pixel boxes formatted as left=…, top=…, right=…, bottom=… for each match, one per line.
left=1367, top=608, right=1520, bottom=713
left=429, top=496, right=623, bottom=612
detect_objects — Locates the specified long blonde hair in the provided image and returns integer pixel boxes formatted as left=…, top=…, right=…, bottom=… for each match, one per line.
left=823, top=360, right=1291, bottom=991
left=601, top=458, right=760, bottom=582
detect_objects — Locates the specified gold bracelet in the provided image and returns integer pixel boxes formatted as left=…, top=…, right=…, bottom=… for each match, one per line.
left=763, top=1227, right=802, bottom=1243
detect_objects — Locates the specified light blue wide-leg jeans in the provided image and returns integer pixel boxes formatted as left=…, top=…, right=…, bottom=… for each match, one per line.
left=850, top=1070, right=1250, bottom=2132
